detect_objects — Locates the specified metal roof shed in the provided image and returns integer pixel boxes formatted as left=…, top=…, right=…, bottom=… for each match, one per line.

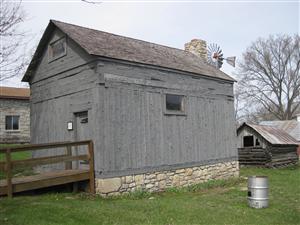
left=237, top=123, right=299, bottom=168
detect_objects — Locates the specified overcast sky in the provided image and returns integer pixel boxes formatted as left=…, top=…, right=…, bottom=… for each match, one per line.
left=2, top=0, right=299, bottom=87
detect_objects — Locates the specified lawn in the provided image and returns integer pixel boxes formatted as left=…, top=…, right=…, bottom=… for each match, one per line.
left=0, top=164, right=299, bottom=225
left=0, top=144, right=33, bottom=179
left=0, top=144, right=31, bottom=161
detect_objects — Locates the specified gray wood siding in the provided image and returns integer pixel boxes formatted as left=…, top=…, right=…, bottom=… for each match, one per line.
left=29, top=28, right=98, bottom=165
left=96, top=86, right=236, bottom=177
left=29, top=42, right=237, bottom=177
left=30, top=28, right=94, bottom=84
left=94, top=60, right=237, bottom=177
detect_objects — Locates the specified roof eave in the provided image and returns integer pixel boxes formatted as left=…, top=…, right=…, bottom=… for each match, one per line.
left=23, top=19, right=236, bottom=84
left=22, top=21, right=57, bottom=83
left=238, top=122, right=298, bottom=146
left=0, top=96, right=29, bottom=100
left=92, top=54, right=236, bottom=83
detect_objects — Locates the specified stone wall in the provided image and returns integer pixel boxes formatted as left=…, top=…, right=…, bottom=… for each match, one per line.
left=0, top=99, right=30, bottom=143
left=96, top=160, right=239, bottom=196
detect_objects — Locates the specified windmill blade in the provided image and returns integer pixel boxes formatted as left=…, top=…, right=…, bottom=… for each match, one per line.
left=226, top=56, right=236, bottom=67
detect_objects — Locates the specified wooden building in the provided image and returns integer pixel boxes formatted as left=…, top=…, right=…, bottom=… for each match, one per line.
left=22, top=20, right=239, bottom=195
left=260, top=119, right=300, bottom=156
left=237, top=123, right=299, bottom=168
left=0, top=86, right=30, bottom=143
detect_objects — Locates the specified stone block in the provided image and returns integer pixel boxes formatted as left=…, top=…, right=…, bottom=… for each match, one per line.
left=97, top=177, right=122, bottom=194
left=185, top=168, right=193, bottom=176
left=125, top=175, right=133, bottom=183
left=135, top=174, right=144, bottom=185
left=157, top=173, right=166, bottom=181
left=172, top=175, right=180, bottom=186
left=129, top=182, right=136, bottom=188
left=146, top=183, right=154, bottom=189
left=146, top=174, right=156, bottom=179
left=176, top=169, right=185, bottom=174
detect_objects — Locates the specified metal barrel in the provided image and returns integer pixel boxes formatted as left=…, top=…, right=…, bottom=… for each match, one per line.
left=247, top=176, right=269, bottom=208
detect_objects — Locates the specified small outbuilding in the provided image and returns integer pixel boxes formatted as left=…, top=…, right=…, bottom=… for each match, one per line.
left=237, top=123, right=299, bottom=168
left=260, top=118, right=300, bottom=156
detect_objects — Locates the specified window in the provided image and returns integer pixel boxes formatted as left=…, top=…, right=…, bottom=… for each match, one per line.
left=5, top=116, right=19, bottom=130
left=255, top=138, right=260, bottom=146
left=243, top=135, right=254, bottom=147
left=48, top=37, right=66, bottom=61
left=166, top=94, right=184, bottom=111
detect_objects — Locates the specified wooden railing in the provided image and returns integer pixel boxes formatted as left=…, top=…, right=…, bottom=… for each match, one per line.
left=0, top=140, right=95, bottom=197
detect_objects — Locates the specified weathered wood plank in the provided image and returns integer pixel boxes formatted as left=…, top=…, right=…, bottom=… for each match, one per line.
left=65, top=146, right=72, bottom=170
left=0, top=140, right=92, bottom=153
left=6, top=149, right=12, bottom=197
left=12, top=154, right=88, bottom=168
left=88, top=141, right=95, bottom=194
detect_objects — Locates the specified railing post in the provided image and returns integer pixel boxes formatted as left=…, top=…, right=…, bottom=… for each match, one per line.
left=88, top=141, right=95, bottom=194
left=65, top=145, right=72, bottom=170
left=6, top=148, right=12, bottom=198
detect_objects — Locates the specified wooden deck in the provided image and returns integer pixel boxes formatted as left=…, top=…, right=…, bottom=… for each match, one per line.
left=0, top=140, right=95, bottom=197
left=0, top=169, right=89, bottom=195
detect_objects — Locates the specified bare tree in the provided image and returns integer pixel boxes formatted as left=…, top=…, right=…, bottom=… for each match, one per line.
left=81, top=0, right=102, bottom=4
left=237, top=34, right=300, bottom=121
left=0, top=0, right=29, bottom=81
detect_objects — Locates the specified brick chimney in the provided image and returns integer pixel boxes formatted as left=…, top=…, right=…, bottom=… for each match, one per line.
left=184, top=39, right=207, bottom=61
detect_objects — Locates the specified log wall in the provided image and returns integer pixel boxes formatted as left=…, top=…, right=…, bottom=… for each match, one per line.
left=238, top=145, right=298, bottom=168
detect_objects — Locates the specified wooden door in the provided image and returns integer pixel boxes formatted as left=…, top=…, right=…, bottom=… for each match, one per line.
left=74, top=111, right=90, bottom=169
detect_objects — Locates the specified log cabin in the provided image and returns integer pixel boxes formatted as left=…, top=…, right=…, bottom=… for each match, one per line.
left=237, top=123, right=298, bottom=168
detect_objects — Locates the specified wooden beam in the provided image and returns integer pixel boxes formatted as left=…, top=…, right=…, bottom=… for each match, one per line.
left=65, top=146, right=72, bottom=170
left=0, top=162, right=5, bottom=171
left=12, top=154, right=88, bottom=168
left=0, top=140, right=93, bottom=153
left=6, top=149, right=12, bottom=198
left=88, top=141, right=95, bottom=194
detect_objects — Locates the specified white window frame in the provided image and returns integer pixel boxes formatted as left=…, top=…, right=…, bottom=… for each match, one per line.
left=5, top=115, right=20, bottom=131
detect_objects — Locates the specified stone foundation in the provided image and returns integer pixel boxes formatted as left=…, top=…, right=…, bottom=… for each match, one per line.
left=96, top=161, right=239, bottom=196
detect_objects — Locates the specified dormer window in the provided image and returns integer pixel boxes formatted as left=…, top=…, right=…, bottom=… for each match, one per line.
left=48, top=37, right=66, bottom=61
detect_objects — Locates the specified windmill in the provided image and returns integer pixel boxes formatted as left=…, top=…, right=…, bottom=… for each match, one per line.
left=207, top=43, right=236, bottom=69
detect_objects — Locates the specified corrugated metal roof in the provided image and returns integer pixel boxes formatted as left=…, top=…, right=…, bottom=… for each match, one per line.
left=22, top=20, right=235, bottom=82
left=0, top=86, right=30, bottom=100
left=238, top=123, right=298, bottom=145
left=260, top=120, right=300, bottom=142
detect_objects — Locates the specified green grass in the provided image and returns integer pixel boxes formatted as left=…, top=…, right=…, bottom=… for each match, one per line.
left=0, top=165, right=299, bottom=225
left=0, top=144, right=33, bottom=179
left=0, top=144, right=31, bottom=161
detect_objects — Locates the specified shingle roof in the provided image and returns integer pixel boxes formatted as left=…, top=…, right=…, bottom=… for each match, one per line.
left=0, top=86, right=30, bottom=100
left=22, top=20, right=235, bottom=82
left=260, top=120, right=300, bottom=142
left=237, top=123, right=298, bottom=145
